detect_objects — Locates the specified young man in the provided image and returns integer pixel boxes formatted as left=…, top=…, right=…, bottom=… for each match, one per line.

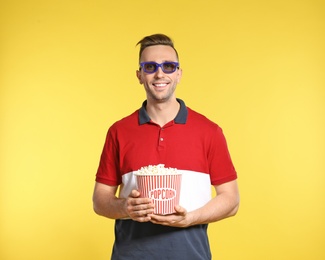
left=93, top=34, right=239, bottom=259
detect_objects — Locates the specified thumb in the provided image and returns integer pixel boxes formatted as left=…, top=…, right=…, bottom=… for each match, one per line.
left=130, top=189, right=140, bottom=198
left=175, top=205, right=187, bottom=215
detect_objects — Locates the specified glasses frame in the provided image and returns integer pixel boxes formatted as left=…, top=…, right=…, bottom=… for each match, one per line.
left=139, top=61, right=179, bottom=74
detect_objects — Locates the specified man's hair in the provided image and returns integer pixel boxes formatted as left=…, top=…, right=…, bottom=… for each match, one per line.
left=136, top=34, right=179, bottom=62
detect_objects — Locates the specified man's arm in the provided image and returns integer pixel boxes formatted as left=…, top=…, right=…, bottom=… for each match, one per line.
left=150, top=180, right=239, bottom=227
left=92, top=182, right=155, bottom=222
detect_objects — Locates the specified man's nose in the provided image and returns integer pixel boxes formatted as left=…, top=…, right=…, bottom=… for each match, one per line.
left=154, top=67, right=164, bottom=77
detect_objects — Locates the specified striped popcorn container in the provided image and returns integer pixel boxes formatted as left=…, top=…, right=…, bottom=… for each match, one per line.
left=135, top=165, right=182, bottom=215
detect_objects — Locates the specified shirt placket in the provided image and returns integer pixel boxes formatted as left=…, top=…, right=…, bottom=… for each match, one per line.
left=158, top=127, right=166, bottom=151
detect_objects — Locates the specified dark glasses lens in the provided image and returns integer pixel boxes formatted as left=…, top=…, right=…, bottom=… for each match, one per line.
left=140, top=62, right=179, bottom=74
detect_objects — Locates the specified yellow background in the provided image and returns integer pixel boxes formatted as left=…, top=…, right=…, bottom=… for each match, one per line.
left=1, top=0, right=324, bottom=259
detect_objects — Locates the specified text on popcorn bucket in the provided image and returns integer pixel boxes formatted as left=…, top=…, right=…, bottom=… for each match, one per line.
left=149, top=188, right=176, bottom=201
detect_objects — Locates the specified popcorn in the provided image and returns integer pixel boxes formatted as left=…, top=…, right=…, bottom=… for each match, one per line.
left=135, top=164, right=182, bottom=215
left=136, top=164, right=178, bottom=175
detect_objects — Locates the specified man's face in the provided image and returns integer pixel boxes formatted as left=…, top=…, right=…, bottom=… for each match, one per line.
left=136, top=45, right=182, bottom=103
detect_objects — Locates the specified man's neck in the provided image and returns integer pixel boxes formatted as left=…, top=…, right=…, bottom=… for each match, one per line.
left=146, top=98, right=180, bottom=127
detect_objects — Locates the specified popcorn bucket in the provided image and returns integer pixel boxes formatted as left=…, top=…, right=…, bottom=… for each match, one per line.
left=135, top=172, right=182, bottom=215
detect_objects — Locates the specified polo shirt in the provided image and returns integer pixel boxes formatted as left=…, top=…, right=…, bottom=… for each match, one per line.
left=96, top=98, right=237, bottom=259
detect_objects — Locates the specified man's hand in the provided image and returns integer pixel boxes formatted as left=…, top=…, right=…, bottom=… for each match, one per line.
left=125, top=190, right=155, bottom=222
left=149, top=205, right=191, bottom=228
left=92, top=183, right=154, bottom=221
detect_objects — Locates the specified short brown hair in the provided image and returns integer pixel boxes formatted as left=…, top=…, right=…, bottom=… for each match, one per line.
left=136, top=34, right=179, bottom=62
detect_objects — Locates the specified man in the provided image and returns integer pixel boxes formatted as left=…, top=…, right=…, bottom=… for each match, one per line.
left=93, top=34, right=239, bottom=259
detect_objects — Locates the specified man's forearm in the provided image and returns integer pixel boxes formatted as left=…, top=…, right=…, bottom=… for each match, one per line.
left=188, top=181, right=240, bottom=226
left=93, top=196, right=129, bottom=219
left=189, top=192, right=239, bottom=226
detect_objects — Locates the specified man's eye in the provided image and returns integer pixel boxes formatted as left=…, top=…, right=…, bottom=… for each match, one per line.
left=145, top=64, right=155, bottom=70
left=164, top=63, right=175, bottom=70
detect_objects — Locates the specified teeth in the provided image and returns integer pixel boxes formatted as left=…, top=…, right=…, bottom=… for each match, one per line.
left=154, top=83, right=167, bottom=87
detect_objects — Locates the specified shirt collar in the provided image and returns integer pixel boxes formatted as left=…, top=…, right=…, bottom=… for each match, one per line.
left=139, top=98, right=188, bottom=125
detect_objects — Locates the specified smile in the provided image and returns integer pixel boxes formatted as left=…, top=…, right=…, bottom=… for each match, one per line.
left=153, top=83, right=168, bottom=87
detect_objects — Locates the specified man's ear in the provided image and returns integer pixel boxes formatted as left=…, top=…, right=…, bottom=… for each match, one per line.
left=177, top=68, right=182, bottom=84
left=136, top=70, right=143, bottom=84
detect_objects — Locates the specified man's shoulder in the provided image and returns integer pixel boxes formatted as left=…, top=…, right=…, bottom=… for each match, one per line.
left=110, top=110, right=140, bottom=130
left=187, top=107, right=220, bottom=128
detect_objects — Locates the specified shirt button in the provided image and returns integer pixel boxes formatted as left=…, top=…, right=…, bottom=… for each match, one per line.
left=160, top=138, right=164, bottom=141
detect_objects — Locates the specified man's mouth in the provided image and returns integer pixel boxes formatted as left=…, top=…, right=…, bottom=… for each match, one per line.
left=153, top=83, right=169, bottom=87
